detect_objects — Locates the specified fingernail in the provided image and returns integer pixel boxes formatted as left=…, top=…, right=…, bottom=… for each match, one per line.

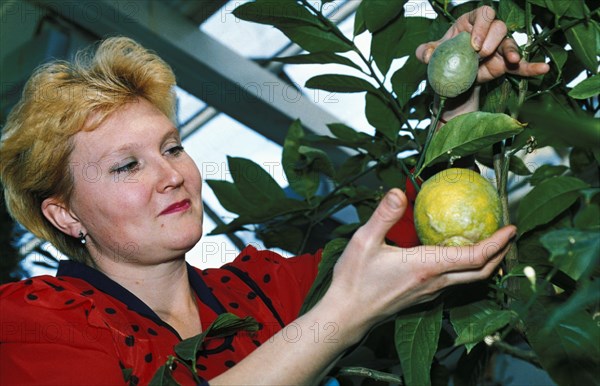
left=424, top=48, right=433, bottom=62
left=472, top=36, right=481, bottom=51
left=386, top=192, right=402, bottom=210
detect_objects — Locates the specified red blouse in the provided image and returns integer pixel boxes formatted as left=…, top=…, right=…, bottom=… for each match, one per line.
left=0, top=246, right=321, bottom=385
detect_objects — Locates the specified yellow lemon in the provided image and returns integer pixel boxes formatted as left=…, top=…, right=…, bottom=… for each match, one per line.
left=414, top=168, right=502, bottom=246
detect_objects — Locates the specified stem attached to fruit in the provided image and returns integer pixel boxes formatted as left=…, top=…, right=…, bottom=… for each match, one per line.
left=414, top=97, right=446, bottom=179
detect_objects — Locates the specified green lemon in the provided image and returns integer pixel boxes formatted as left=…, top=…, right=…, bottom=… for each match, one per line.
left=427, top=32, right=479, bottom=98
left=414, top=168, right=502, bottom=246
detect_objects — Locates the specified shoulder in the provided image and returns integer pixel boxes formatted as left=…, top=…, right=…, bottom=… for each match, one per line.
left=194, top=245, right=322, bottom=323
left=1, top=275, right=114, bottom=344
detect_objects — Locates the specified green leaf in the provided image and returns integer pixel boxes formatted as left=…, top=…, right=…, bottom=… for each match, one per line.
left=544, top=44, right=568, bottom=74
left=298, top=145, right=336, bottom=178
left=517, top=296, right=600, bottom=386
left=517, top=176, right=590, bottom=236
left=395, top=17, right=433, bottom=58
left=481, top=78, right=517, bottom=114
left=498, top=0, right=525, bottom=31
left=282, top=25, right=352, bottom=53
left=271, top=52, right=362, bottom=71
left=148, top=362, right=179, bottom=386
left=529, top=164, right=568, bottom=186
left=391, top=56, right=427, bottom=108
left=362, top=0, right=406, bottom=33
left=228, top=156, right=287, bottom=207
left=371, top=15, right=406, bottom=75
left=540, top=228, right=600, bottom=280
left=568, top=73, right=600, bottom=99
left=206, top=180, right=256, bottom=216
left=508, top=155, right=533, bottom=176
left=283, top=120, right=319, bottom=199
left=259, top=224, right=304, bottom=252
left=232, top=1, right=323, bottom=28
left=574, top=203, right=600, bottom=229
left=564, top=19, right=599, bottom=74
left=527, top=0, right=547, bottom=7
left=519, top=102, right=600, bottom=149
left=327, top=123, right=370, bottom=143
left=544, top=0, right=573, bottom=19
left=299, top=238, right=348, bottom=315
left=365, top=92, right=401, bottom=142
left=336, top=154, right=369, bottom=183
left=545, top=280, right=600, bottom=329
left=450, top=300, right=515, bottom=353
left=395, top=302, right=443, bottom=386
left=420, top=112, right=525, bottom=171
left=207, top=313, right=260, bottom=338
left=377, top=161, right=406, bottom=189
left=305, top=74, right=376, bottom=93
left=353, top=1, right=367, bottom=36
left=174, top=313, right=259, bottom=370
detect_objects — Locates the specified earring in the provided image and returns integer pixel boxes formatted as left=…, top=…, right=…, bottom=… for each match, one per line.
left=78, top=231, right=88, bottom=245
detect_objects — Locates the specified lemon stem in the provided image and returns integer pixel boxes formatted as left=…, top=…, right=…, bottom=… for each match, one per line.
left=414, top=96, right=446, bottom=178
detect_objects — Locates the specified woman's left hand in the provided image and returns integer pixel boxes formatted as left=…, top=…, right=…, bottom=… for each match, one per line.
left=416, top=5, right=549, bottom=83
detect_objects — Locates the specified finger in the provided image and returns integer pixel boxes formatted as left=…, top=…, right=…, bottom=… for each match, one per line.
left=416, top=42, right=437, bottom=64
left=479, top=20, right=508, bottom=58
left=437, top=225, right=517, bottom=272
left=508, top=61, right=551, bottom=77
left=443, top=242, right=509, bottom=285
left=468, top=5, right=497, bottom=51
left=358, top=189, right=408, bottom=245
left=497, top=37, right=522, bottom=64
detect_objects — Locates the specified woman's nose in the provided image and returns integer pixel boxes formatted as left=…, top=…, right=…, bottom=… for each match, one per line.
left=156, top=159, right=184, bottom=192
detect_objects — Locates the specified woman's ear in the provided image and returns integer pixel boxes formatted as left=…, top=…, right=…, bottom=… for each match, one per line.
left=41, top=197, right=82, bottom=238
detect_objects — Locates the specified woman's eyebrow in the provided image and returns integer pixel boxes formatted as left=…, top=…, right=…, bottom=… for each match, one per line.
left=98, top=128, right=179, bottom=162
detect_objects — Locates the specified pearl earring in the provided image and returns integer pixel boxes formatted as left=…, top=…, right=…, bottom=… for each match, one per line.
left=78, top=231, right=88, bottom=245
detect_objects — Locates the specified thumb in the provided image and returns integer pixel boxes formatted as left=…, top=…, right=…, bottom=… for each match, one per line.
left=361, top=189, right=408, bottom=244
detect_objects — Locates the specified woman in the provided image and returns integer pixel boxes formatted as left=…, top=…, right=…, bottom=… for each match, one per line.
left=0, top=6, right=548, bottom=385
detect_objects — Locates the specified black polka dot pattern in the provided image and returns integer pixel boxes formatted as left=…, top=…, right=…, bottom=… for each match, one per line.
left=147, top=328, right=158, bottom=336
left=220, top=276, right=231, bottom=283
left=197, top=364, right=207, bottom=371
left=241, top=255, right=251, bottom=262
left=105, top=307, right=116, bottom=315
left=263, top=274, right=271, bottom=284
left=131, top=324, right=140, bottom=332
left=224, top=360, right=236, bottom=368
left=27, top=293, right=38, bottom=300
left=247, top=292, right=257, bottom=300
left=125, top=335, right=135, bottom=347
left=144, top=353, right=153, bottom=363
left=65, top=299, right=75, bottom=305
left=81, top=289, right=94, bottom=296
left=228, top=302, right=239, bottom=309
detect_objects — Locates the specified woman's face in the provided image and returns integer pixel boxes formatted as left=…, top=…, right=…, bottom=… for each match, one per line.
left=68, top=98, right=203, bottom=265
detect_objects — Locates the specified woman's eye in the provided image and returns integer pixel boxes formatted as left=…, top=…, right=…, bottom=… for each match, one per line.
left=166, top=145, right=184, bottom=156
left=112, top=161, right=139, bottom=174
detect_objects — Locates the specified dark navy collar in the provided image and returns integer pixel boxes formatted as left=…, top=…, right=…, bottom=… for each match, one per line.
left=57, top=260, right=227, bottom=339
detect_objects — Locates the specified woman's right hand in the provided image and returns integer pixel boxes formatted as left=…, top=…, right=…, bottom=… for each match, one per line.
left=326, top=188, right=515, bottom=340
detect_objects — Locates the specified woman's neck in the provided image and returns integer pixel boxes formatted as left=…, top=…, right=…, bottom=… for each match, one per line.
left=94, top=257, right=202, bottom=338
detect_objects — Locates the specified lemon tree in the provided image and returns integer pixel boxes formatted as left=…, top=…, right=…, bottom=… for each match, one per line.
left=4, top=1, right=596, bottom=386
left=207, top=2, right=599, bottom=386
left=414, top=168, right=501, bottom=246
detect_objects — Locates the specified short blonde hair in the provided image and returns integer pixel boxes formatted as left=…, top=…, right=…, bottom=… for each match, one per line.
left=0, top=37, right=177, bottom=264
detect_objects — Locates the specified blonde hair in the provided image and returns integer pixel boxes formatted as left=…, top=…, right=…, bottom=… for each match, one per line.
left=0, top=37, right=177, bottom=264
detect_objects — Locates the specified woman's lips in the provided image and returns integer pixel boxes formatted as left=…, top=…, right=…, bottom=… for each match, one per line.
left=159, top=199, right=191, bottom=215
